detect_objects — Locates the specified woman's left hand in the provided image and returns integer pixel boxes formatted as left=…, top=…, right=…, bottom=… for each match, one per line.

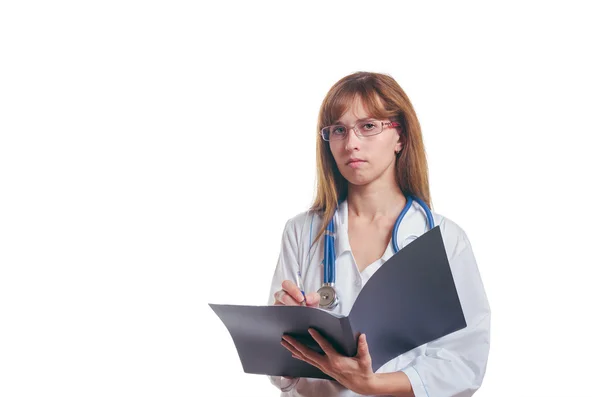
left=281, top=328, right=377, bottom=396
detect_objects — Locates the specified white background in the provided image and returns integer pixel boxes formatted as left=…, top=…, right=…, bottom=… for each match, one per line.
left=1, top=1, right=599, bottom=396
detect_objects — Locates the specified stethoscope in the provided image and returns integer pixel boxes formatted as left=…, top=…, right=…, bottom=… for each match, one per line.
left=316, top=195, right=435, bottom=310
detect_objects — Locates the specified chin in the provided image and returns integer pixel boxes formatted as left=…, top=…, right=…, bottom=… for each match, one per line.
left=343, top=173, right=374, bottom=186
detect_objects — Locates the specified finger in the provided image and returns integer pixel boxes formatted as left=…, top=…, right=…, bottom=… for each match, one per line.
left=281, top=280, right=304, bottom=303
left=282, top=340, right=323, bottom=370
left=305, top=292, right=321, bottom=307
left=308, top=328, right=337, bottom=356
left=274, top=290, right=301, bottom=306
left=357, top=334, right=369, bottom=357
left=295, top=353, right=322, bottom=370
left=281, top=339, right=302, bottom=357
left=282, top=335, right=325, bottom=366
left=273, top=290, right=285, bottom=305
left=357, top=334, right=372, bottom=367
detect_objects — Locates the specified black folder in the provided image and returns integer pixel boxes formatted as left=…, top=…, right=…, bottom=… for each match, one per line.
left=209, top=226, right=466, bottom=379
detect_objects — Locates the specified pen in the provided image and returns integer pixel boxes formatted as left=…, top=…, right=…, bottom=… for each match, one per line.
left=295, top=270, right=307, bottom=306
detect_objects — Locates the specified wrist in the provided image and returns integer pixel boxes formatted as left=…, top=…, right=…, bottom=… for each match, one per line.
left=366, top=373, right=384, bottom=396
left=367, top=372, right=414, bottom=397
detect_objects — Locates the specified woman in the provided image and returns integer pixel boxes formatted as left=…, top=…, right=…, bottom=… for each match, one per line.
left=267, top=72, right=490, bottom=397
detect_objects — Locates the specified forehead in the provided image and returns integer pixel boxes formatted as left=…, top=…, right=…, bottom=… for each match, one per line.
left=336, top=97, right=377, bottom=123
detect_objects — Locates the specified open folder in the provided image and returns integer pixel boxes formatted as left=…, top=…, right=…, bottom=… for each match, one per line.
left=209, top=226, right=466, bottom=380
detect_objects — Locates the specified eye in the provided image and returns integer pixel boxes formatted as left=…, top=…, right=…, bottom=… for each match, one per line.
left=360, top=122, right=376, bottom=131
left=332, top=126, right=346, bottom=135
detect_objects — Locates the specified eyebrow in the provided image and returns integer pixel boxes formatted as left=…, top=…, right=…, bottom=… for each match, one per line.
left=333, top=117, right=376, bottom=125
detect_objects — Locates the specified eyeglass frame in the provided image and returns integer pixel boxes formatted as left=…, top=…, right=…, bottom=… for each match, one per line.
left=320, top=118, right=401, bottom=141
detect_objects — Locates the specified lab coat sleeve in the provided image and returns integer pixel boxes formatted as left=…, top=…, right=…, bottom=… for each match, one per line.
left=267, top=218, right=302, bottom=306
left=266, top=218, right=302, bottom=392
left=402, top=227, right=491, bottom=397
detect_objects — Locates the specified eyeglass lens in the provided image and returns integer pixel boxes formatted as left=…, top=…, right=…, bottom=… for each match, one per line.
left=322, top=120, right=383, bottom=141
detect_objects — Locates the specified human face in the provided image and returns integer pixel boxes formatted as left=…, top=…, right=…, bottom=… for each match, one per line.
left=327, top=97, right=402, bottom=187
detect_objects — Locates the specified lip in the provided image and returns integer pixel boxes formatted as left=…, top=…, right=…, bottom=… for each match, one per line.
left=346, top=159, right=366, bottom=165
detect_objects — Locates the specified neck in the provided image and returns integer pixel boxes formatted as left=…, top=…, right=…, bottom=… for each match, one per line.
left=347, top=180, right=406, bottom=222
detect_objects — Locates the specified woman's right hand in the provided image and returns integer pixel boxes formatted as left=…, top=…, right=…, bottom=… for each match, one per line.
left=274, top=280, right=320, bottom=308
left=274, top=280, right=320, bottom=381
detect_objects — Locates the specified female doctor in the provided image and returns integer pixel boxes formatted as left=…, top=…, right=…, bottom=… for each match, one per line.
left=267, top=71, right=491, bottom=397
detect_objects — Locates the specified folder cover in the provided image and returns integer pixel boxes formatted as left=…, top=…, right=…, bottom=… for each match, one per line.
left=209, top=226, right=466, bottom=379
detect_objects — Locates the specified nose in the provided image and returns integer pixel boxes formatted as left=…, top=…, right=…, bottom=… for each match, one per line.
left=344, top=127, right=361, bottom=151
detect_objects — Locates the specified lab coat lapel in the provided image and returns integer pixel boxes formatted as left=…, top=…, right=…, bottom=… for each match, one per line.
left=335, top=200, right=352, bottom=256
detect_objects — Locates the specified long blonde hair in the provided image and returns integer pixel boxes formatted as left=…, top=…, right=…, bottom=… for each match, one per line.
left=309, top=71, right=432, bottom=245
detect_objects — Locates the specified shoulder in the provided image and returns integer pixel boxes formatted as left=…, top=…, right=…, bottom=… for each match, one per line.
left=281, top=209, right=323, bottom=241
left=432, top=210, right=472, bottom=259
left=429, top=210, right=490, bottom=324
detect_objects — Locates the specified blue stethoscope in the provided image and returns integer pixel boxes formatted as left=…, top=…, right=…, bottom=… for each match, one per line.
left=316, top=195, right=435, bottom=310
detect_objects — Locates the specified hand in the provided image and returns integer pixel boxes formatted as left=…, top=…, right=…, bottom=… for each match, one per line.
left=274, top=280, right=320, bottom=382
left=281, top=329, right=376, bottom=396
left=273, top=280, right=320, bottom=308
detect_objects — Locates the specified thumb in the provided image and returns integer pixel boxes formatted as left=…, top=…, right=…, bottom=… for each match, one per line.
left=305, top=292, right=321, bottom=307
left=357, top=334, right=371, bottom=363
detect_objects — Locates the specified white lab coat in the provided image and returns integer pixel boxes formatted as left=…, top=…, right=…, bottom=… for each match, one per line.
left=267, top=199, right=491, bottom=397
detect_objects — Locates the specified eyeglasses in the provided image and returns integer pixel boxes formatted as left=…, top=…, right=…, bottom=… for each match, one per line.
left=320, top=119, right=400, bottom=141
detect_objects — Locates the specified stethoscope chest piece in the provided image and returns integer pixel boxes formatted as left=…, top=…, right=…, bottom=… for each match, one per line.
left=318, top=283, right=339, bottom=310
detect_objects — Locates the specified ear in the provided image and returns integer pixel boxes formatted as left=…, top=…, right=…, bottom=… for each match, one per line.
left=395, top=133, right=403, bottom=154
left=393, top=118, right=403, bottom=154
left=394, top=144, right=402, bottom=155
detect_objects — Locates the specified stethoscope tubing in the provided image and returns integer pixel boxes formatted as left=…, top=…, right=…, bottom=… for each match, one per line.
left=323, top=195, right=434, bottom=285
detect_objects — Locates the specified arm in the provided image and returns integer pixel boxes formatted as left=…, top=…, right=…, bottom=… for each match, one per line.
left=266, top=217, right=311, bottom=392
left=370, top=371, right=414, bottom=397
left=338, top=221, right=489, bottom=397
left=365, top=314, right=490, bottom=397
